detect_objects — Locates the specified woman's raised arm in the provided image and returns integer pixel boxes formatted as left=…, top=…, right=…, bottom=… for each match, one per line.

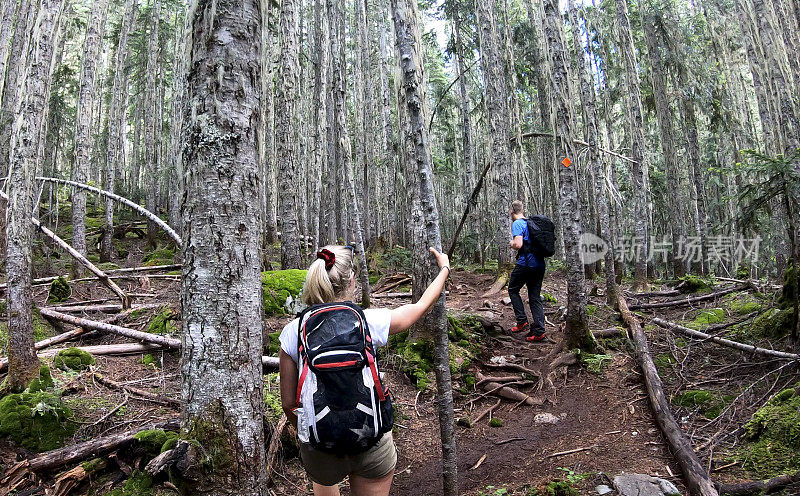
left=389, top=248, right=450, bottom=334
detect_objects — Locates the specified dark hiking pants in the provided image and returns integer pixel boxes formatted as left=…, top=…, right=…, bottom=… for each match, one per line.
left=508, top=264, right=546, bottom=336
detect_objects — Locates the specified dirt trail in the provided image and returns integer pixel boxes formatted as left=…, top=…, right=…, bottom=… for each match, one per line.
left=275, top=270, right=684, bottom=495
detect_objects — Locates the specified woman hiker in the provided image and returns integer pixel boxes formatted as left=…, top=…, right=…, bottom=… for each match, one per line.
left=279, top=244, right=450, bottom=496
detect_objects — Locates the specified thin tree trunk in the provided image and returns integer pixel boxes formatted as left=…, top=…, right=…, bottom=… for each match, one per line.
left=101, top=0, right=137, bottom=262
left=180, top=0, right=267, bottom=491
left=642, top=8, right=686, bottom=278
left=543, top=0, right=591, bottom=350
left=275, top=0, right=302, bottom=269
left=144, top=0, right=161, bottom=247
left=71, top=0, right=109, bottom=277
left=4, top=0, right=65, bottom=392
left=0, top=0, right=16, bottom=104
left=474, top=0, right=513, bottom=269
left=614, top=0, right=649, bottom=291
left=391, top=0, right=457, bottom=492
left=310, top=0, right=328, bottom=256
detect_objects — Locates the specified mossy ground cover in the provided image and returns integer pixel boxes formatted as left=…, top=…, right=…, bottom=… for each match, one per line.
left=261, top=269, right=307, bottom=316
left=133, top=428, right=179, bottom=456
left=143, top=246, right=176, bottom=267
left=0, top=366, right=74, bottom=451
left=147, top=306, right=179, bottom=335
left=106, top=470, right=154, bottom=496
left=738, top=384, right=800, bottom=477
left=54, top=347, right=96, bottom=371
left=677, top=274, right=715, bottom=293
left=48, top=276, right=71, bottom=302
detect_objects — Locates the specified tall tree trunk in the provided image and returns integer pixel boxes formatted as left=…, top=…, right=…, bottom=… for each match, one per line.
left=180, top=0, right=267, bottom=491
left=275, top=0, right=302, bottom=269
left=5, top=0, right=65, bottom=392
left=379, top=13, right=396, bottom=247
left=259, top=0, right=279, bottom=246
left=474, top=0, right=513, bottom=269
left=331, top=0, right=370, bottom=305
left=568, top=0, right=617, bottom=305
left=614, top=0, right=649, bottom=291
left=543, top=0, right=591, bottom=349
left=167, top=9, right=187, bottom=237
left=144, top=0, right=161, bottom=247
left=642, top=7, right=686, bottom=278
left=391, top=0, right=457, bottom=492
left=72, top=0, right=109, bottom=276
left=0, top=0, right=35, bottom=177
left=102, top=0, right=137, bottom=262
left=0, top=0, right=16, bottom=105
left=310, top=0, right=328, bottom=255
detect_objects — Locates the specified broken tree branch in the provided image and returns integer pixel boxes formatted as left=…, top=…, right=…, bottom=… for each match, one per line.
left=618, top=294, right=719, bottom=496
left=38, top=308, right=180, bottom=348
left=716, top=473, right=800, bottom=495
left=37, top=176, right=181, bottom=245
left=93, top=370, right=180, bottom=409
left=629, top=286, right=744, bottom=310
left=475, top=372, right=541, bottom=406
left=519, top=130, right=637, bottom=164
left=448, top=160, right=492, bottom=258
left=652, top=318, right=800, bottom=361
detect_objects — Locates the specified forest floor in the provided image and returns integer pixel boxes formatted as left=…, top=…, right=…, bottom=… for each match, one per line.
left=1, top=226, right=798, bottom=495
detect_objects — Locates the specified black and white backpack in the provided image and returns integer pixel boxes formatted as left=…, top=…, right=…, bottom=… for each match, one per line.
left=294, top=301, right=393, bottom=455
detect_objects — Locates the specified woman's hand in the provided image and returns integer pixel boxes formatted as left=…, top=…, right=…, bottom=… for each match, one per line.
left=429, top=247, right=449, bottom=269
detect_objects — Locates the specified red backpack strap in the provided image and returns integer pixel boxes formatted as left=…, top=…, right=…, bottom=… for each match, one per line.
left=365, top=349, right=386, bottom=401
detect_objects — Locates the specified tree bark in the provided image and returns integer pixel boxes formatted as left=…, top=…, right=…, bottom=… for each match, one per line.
left=0, top=0, right=16, bottom=104
left=144, top=0, right=161, bottom=247
left=71, top=0, right=109, bottom=277
left=614, top=0, right=650, bottom=291
left=4, top=0, right=65, bottom=392
left=101, top=0, right=138, bottom=262
left=181, top=0, right=267, bottom=491
left=275, top=0, right=302, bottom=269
left=310, top=0, right=328, bottom=255
left=474, top=0, right=513, bottom=269
left=391, top=0, right=457, bottom=492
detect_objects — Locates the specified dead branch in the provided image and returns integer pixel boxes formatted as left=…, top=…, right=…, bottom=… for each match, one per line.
left=629, top=286, right=744, bottom=310
left=0, top=343, right=167, bottom=373
left=475, top=375, right=522, bottom=386
left=519, top=130, right=637, bottom=164
left=546, top=445, right=598, bottom=458
left=262, top=356, right=279, bottom=368
left=265, top=415, right=288, bottom=485
left=472, top=399, right=502, bottom=423
left=373, top=274, right=411, bottom=294
left=37, top=176, right=181, bottom=245
left=482, top=272, right=508, bottom=297
left=626, top=289, right=681, bottom=298
left=618, top=294, right=719, bottom=496
left=50, top=459, right=108, bottom=496
left=592, top=327, right=625, bottom=338
left=716, top=473, right=800, bottom=495
left=93, top=371, right=180, bottom=409
left=38, top=308, right=181, bottom=348
left=652, top=318, right=799, bottom=361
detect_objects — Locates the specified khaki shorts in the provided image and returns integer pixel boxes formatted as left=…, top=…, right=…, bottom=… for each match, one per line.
left=299, top=432, right=397, bottom=486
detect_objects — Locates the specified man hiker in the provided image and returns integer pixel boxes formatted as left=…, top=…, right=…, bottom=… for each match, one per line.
left=508, top=200, right=547, bottom=342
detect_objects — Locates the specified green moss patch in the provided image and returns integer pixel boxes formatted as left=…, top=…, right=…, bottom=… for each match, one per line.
left=106, top=470, right=154, bottom=496
left=678, top=274, right=714, bottom=293
left=147, top=306, right=179, bottom=335
left=263, top=373, right=283, bottom=423
left=750, top=307, right=795, bottom=339
left=779, top=265, right=797, bottom=309
left=673, top=389, right=733, bottom=419
left=0, top=389, right=75, bottom=451
left=690, top=308, right=725, bottom=327
left=724, top=293, right=762, bottom=315
left=143, top=246, right=175, bottom=267
left=134, top=429, right=179, bottom=456
left=489, top=418, right=503, bottom=427
left=33, top=307, right=55, bottom=342
left=54, top=347, right=95, bottom=371
left=265, top=331, right=281, bottom=356
left=48, top=276, right=71, bottom=303
left=738, top=385, right=800, bottom=477
left=389, top=331, right=434, bottom=391
left=261, top=269, right=306, bottom=316
left=140, top=354, right=160, bottom=369
left=28, top=365, right=55, bottom=392
left=97, top=262, right=120, bottom=271
left=542, top=292, right=558, bottom=304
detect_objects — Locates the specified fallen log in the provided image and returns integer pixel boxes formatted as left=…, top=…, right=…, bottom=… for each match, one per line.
left=50, top=459, right=108, bottom=496
left=37, top=177, right=182, bottom=245
left=629, top=286, right=743, bottom=310
left=0, top=342, right=167, bottom=373
left=592, top=327, right=625, bottom=338
left=618, top=295, right=719, bottom=496
left=262, top=356, right=279, bottom=368
left=475, top=372, right=541, bottom=406
left=626, top=289, right=681, bottom=298
left=716, top=473, right=800, bottom=495
left=93, top=371, right=180, bottom=409
left=38, top=308, right=181, bottom=348
left=482, top=272, right=508, bottom=297
left=652, top=318, right=800, bottom=361
left=45, top=304, right=127, bottom=313
left=373, top=274, right=411, bottom=294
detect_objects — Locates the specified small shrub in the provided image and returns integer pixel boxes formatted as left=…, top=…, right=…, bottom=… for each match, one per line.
left=581, top=353, right=611, bottom=374
left=105, top=470, right=154, bottom=496
left=489, top=418, right=503, bottom=427
left=691, top=308, right=725, bottom=327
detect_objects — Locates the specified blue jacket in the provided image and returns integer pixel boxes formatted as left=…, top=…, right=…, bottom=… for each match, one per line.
left=512, top=218, right=545, bottom=268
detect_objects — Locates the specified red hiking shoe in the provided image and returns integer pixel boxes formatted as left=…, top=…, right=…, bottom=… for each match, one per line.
left=511, top=322, right=529, bottom=333
left=526, top=333, right=547, bottom=343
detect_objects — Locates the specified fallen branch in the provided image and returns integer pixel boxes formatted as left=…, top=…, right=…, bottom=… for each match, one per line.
left=0, top=343, right=166, bottom=373
left=629, top=286, right=743, bottom=310
left=716, top=473, right=800, bottom=495
left=372, top=292, right=412, bottom=299
left=618, top=295, right=719, bottom=496
left=592, top=327, right=625, bottom=338
left=482, top=273, right=509, bottom=297
left=37, top=177, right=181, bottom=245
left=626, top=289, right=681, bottom=298
left=652, top=318, right=799, bottom=361
left=546, top=445, right=597, bottom=458
left=373, top=274, right=411, bottom=294
left=265, top=414, right=288, bottom=484
left=475, top=375, right=522, bottom=386
left=519, top=130, right=637, bottom=164
left=472, top=399, right=502, bottom=423
left=50, top=458, right=108, bottom=496
left=93, top=371, right=180, bottom=409
left=0, top=419, right=179, bottom=489
left=38, top=308, right=180, bottom=348
left=0, top=186, right=134, bottom=308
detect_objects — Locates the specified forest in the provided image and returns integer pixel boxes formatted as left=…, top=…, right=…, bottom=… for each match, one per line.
left=0, top=0, right=799, bottom=493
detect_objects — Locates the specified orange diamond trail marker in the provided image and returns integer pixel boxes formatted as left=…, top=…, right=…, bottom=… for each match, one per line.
left=562, top=157, right=572, bottom=167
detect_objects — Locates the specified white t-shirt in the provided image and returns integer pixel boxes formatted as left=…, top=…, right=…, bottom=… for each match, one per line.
left=279, top=308, right=392, bottom=363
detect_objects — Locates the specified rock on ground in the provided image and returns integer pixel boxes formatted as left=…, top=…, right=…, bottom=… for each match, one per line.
left=613, top=474, right=681, bottom=496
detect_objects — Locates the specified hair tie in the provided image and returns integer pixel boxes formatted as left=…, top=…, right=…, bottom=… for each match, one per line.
left=317, top=249, right=336, bottom=270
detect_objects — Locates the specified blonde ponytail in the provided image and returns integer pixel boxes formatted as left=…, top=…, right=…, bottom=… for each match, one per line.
left=301, top=245, right=354, bottom=305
